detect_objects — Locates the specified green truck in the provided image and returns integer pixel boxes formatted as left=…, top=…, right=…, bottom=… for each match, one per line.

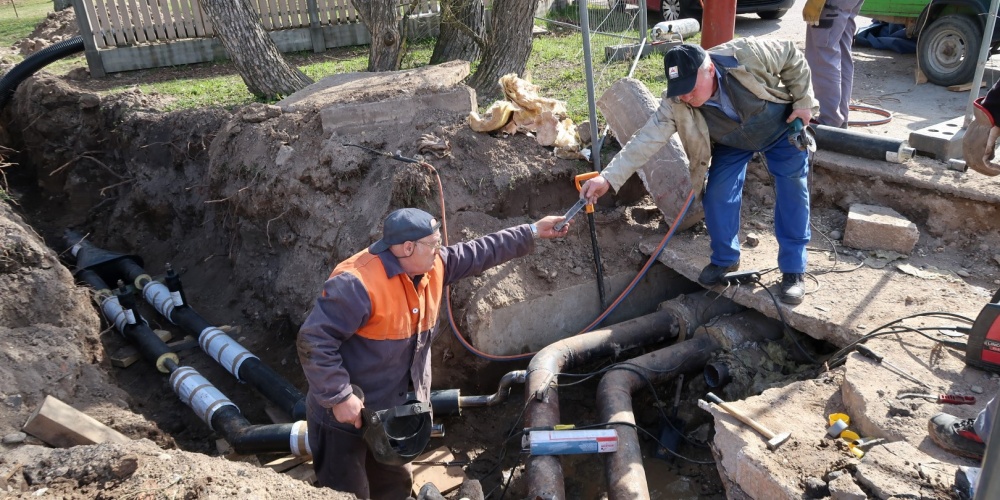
left=860, top=0, right=1000, bottom=86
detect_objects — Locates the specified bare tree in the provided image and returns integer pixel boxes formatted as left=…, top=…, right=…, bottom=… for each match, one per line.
left=431, top=0, right=485, bottom=64
left=356, top=0, right=419, bottom=71
left=467, top=0, right=540, bottom=99
left=199, top=0, right=313, bottom=99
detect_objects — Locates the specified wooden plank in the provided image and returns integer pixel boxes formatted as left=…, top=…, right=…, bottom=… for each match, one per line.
left=264, top=455, right=308, bottom=473
left=168, top=0, right=189, bottom=37
left=153, top=329, right=173, bottom=342
left=187, top=0, right=208, bottom=37
left=22, top=395, right=131, bottom=448
left=315, top=0, right=329, bottom=25
left=127, top=0, right=149, bottom=43
left=197, top=0, right=214, bottom=36
left=177, top=0, right=197, bottom=39
left=292, top=0, right=308, bottom=27
left=114, top=0, right=136, bottom=44
left=156, top=0, right=176, bottom=39
left=110, top=345, right=142, bottom=368
left=263, top=0, right=281, bottom=30
left=144, top=0, right=167, bottom=40
left=95, top=0, right=121, bottom=45
left=285, top=462, right=316, bottom=484
left=277, top=0, right=292, bottom=28
left=82, top=0, right=109, bottom=48
left=410, top=447, right=466, bottom=496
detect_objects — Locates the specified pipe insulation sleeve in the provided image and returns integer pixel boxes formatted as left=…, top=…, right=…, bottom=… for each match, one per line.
left=199, top=326, right=258, bottom=379
left=99, top=294, right=130, bottom=334
left=169, top=366, right=238, bottom=428
left=142, top=281, right=176, bottom=322
left=290, top=421, right=311, bottom=457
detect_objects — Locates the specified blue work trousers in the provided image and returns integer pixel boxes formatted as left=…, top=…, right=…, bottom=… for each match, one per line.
left=703, top=133, right=810, bottom=273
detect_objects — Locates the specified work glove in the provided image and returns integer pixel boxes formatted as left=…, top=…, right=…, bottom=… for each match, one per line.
left=802, top=0, right=827, bottom=26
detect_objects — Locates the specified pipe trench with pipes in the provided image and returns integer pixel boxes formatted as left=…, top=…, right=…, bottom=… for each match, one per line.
left=66, top=231, right=307, bottom=421
left=524, top=308, right=682, bottom=499
left=74, top=263, right=311, bottom=456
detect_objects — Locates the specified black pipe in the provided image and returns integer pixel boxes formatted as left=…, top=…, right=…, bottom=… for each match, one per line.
left=167, top=305, right=307, bottom=421
left=0, top=36, right=84, bottom=111
left=524, top=309, right=681, bottom=500
left=76, top=269, right=177, bottom=373
left=598, top=334, right=721, bottom=500
left=813, top=124, right=914, bottom=162
left=704, top=360, right=732, bottom=389
left=212, top=405, right=301, bottom=455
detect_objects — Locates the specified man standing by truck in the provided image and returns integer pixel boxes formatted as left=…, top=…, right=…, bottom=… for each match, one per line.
left=803, top=0, right=865, bottom=128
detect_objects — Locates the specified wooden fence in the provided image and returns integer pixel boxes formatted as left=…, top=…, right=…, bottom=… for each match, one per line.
left=71, top=0, right=441, bottom=75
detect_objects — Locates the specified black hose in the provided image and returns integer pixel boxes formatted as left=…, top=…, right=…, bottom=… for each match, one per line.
left=0, top=36, right=84, bottom=111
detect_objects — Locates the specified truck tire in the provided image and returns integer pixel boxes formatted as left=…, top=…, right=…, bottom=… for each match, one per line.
left=918, top=14, right=982, bottom=87
left=758, top=9, right=787, bottom=20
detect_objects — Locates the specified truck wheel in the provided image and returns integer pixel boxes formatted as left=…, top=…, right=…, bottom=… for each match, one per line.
left=918, top=14, right=982, bottom=87
left=758, top=9, right=787, bottom=20
left=661, top=0, right=698, bottom=21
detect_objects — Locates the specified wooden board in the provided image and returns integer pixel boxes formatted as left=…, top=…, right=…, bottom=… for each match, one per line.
left=264, top=455, right=309, bottom=473
left=411, top=447, right=466, bottom=496
left=285, top=462, right=316, bottom=484
left=22, top=395, right=131, bottom=448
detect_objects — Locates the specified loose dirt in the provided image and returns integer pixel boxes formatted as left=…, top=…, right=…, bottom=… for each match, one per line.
left=3, top=8, right=1000, bottom=500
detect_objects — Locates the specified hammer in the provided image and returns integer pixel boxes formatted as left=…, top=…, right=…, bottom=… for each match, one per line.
left=702, top=392, right=791, bottom=450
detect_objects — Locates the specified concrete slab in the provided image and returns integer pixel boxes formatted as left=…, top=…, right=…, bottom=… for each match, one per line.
left=908, top=116, right=966, bottom=161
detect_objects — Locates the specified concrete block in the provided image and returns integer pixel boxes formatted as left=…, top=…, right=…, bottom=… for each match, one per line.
left=597, top=78, right=704, bottom=230
left=855, top=441, right=957, bottom=499
left=908, top=116, right=965, bottom=160
left=319, top=86, right=476, bottom=137
left=842, top=203, right=919, bottom=255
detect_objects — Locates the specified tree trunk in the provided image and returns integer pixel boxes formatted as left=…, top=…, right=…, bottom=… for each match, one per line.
left=467, top=0, right=539, bottom=100
left=199, top=0, right=312, bottom=99
left=356, top=1, right=404, bottom=71
left=431, top=0, right=485, bottom=65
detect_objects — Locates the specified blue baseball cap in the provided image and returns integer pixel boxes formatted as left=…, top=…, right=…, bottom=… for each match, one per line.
left=664, top=44, right=708, bottom=98
left=370, top=208, right=441, bottom=253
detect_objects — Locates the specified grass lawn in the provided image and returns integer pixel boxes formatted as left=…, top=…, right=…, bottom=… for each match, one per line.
left=4, top=6, right=687, bottom=123
left=0, top=0, right=53, bottom=49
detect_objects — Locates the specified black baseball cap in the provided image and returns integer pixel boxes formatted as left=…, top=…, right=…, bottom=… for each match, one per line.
left=370, top=208, right=441, bottom=253
left=664, top=44, right=708, bottom=98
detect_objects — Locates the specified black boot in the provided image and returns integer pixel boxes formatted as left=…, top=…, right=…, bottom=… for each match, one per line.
left=698, top=261, right=740, bottom=286
left=780, top=273, right=805, bottom=304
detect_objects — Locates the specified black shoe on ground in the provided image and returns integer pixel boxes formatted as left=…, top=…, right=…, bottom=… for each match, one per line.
left=779, top=273, right=805, bottom=304
left=698, top=261, right=740, bottom=287
left=928, top=413, right=985, bottom=461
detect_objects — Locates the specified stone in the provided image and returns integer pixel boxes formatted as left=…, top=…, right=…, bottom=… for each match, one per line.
left=802, top=476, right=828, bottom=498
left=830, top=230, right=842, bottom=240
left=2, top=432, right=26, bottom=445
left=855, top=441, right=956, bottom=499
left=745, top=232, right=760, bottom=248
left=275, top=145, right=294, bottom=166
left=842, top=203, right=919, bottom=255
left=828, top=474, right=866, bottom=500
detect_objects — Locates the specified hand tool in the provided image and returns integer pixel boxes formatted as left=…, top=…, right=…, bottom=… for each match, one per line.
left=554, top=198, right=587, bottom=232
left=897, top=393, right=976, bottom=405
left=787, top=118, right=815, bottom=152
left=561, top=171, right=607, bottom=309
left=702, top=392, right=791, bottom=450
left=855, top=344, right=931, bottom=389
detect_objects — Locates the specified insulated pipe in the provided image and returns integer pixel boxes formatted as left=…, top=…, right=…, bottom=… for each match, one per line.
left=598, top=334, right=721, bottom=500
left=524, top=309, right=681, bottom=500
left=77, top=269, right=178, bottom=373
left=117, top=260, right=307, bottom=421
left=813, top=124, right=915, bottom=163
left=170, top=366, right=311, bottom=456
left=419, top=370, right=525, bottom=417
left=656, top=291, right=747, bottom=342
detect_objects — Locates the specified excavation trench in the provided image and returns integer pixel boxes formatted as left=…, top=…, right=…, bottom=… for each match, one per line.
left=1, top=68, right=996, bottom=499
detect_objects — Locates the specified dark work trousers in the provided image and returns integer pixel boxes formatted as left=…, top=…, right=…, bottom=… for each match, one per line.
left=308, top=402, right=413, bottom=499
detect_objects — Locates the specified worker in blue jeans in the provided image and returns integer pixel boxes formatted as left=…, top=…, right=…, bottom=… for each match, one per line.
left=581, top=40, right=817, bottom=304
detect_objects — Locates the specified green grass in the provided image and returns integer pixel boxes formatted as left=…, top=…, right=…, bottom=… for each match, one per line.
left=0, top=0, right=53, bottom=50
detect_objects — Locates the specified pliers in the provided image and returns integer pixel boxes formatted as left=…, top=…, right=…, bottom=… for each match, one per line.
left=897, top=393, right=976, bottom=405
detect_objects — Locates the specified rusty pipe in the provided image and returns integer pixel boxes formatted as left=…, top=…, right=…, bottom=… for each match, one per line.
left=524, top=308, right=681, bottom=500
left=598, top=334, right=721, bottom=500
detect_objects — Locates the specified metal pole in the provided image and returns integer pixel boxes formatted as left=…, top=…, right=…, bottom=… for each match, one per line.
left=579, top=0, right=608, bottom=310
left=965, top=0, right=1000, bottom=126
